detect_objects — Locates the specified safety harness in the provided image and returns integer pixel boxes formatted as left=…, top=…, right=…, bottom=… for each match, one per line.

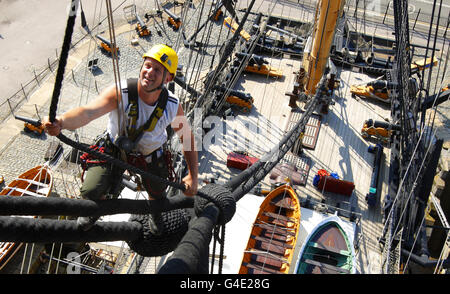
left=126, top=78, right=169, bottom=144
left=80, top=78, right=171, bottom=182
left=125, top=78, right=177, bottom=194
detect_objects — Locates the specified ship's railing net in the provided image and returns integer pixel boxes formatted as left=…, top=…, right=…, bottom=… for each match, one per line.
left=381, top=0, right=449, bottom=274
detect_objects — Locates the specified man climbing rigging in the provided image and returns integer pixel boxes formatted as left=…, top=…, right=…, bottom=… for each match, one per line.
left=43, top=44, right=198, bottom=235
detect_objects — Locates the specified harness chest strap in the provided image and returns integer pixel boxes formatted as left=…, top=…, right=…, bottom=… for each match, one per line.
left=126, top=78, right=169, bottom=143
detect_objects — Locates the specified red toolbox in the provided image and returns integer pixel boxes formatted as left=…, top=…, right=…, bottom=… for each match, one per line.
left=226, top=152, right=259, bottom=170
left=318, top=176, right=355, bottom=196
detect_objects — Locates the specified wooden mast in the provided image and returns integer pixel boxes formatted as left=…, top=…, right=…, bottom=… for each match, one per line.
left=303, top=0, right=345, bottom=95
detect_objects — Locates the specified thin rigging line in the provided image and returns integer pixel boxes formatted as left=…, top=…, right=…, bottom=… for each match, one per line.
left=382, top=79, right=447, bottom=255
left=402, top=203, right=426, bottom=273
left=106, top=0, right=126, bottom=137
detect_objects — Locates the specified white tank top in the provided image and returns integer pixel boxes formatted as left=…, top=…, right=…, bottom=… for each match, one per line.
left=107, top=80, right=179, bottom=155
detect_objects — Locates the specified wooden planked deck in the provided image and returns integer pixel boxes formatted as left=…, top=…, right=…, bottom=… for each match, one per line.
left=197, top=56, right=297, bottom=188
left=299, top=69, right=391, bottom=273
left=197, top=50, right=391, bottom=273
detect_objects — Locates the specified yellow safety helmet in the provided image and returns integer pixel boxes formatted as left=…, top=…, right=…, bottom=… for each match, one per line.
left=142, top=44, right=178, bottom=75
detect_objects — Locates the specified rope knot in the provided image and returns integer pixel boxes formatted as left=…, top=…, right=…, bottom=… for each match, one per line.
left=127, top=209, right=190, bottom=257
left=194, top=184, right=235, bottom=225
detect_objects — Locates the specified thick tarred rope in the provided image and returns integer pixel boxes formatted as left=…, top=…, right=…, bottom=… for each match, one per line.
left=49, top=0, right=80, bottom=123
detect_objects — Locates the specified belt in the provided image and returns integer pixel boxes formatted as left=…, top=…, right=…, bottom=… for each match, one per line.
left=146, top=147, right=164, bottom=163
left=129, top=147, right=164, bottom=164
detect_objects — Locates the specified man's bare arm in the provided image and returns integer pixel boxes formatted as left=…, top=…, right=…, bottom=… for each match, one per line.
left=43, top=84, right=119, bottom=136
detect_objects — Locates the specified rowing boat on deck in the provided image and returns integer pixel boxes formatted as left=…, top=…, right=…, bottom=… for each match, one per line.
left=239, top=184, right=301, bottom=274
left=294, top=214, right=355, bottom=274
left=0, top=164, right=53, bottom=270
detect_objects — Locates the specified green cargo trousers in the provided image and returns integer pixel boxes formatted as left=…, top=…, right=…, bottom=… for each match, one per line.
left=79, top=135, right=169, bottom=201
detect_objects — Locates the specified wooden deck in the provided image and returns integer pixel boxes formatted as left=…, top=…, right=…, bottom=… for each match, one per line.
left=197, top=55, right=296, bottom=189
left=197, top=52, right=390, bottom=273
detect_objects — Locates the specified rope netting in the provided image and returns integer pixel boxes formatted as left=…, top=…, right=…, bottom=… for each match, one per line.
left=381, top=0, right=449, bottom=273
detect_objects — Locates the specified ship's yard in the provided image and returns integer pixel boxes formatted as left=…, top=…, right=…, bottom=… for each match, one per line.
left=0, top=0, right=449, bottom=279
